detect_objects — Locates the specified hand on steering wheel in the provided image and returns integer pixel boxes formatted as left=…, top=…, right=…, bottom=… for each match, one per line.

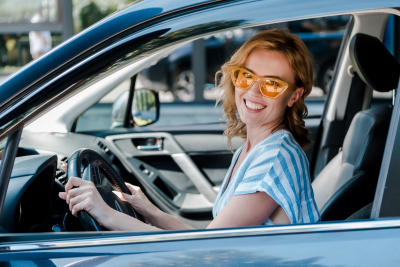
left=113, top=183, right=160, bottom=224
left=60, top=149, right=144, bottom=231
left=59, top=177, right=115, bottom=226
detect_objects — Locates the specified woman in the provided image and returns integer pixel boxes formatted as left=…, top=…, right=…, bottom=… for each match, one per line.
left=59, top=29, right=320, bottom=231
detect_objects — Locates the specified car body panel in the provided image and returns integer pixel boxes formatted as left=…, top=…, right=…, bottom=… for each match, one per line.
left=1, top=220, right=400, bottom=266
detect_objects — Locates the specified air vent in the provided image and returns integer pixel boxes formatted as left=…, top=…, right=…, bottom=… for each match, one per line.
left=97, top=141, right=112, bottom=156
left=56, top=170, right=67, bottom=185
left=56, top=156, right=68, bottom=186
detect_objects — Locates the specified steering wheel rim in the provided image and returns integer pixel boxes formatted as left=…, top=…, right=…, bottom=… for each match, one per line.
left=67, top=148, right=144, bottom=231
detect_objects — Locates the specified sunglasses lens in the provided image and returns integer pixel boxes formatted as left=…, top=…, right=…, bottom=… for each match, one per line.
left=232, top=68, right=254, bottom=89
left=231, top=67, right=290, bottom=98
left=260, top=79, right=285, bottom=98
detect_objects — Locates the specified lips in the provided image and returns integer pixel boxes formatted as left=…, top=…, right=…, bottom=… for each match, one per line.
left=244, top=99, right=267, bottom=110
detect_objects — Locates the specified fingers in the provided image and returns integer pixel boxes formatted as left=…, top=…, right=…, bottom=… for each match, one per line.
left=65, top=177, right=93, bottom=194
left=125, top=183, right=142, bottom=195
left=66, top=187, right=88, bottom=204
left=59, top=177, right=92, bottom=201
left=60, top=177, right=113, bottom=225
left=71, top=199, right=92, bottom=217
left=69, top=193, right=90, bottom=213
left=67, top=188, right=96, bottom=216
left=113, top=191, right=133, bottom=203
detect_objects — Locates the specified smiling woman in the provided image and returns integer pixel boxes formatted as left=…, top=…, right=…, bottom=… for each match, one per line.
left=60, top=29, right=320, bottom=230
left=213, top=29, right=319, bottom=225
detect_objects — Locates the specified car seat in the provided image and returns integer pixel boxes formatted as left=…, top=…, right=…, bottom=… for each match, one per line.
left=311, top=33, right=400, bottom=221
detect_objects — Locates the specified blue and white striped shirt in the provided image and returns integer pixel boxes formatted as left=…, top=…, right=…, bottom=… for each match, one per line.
left=213, top=129, right=320, bottom=225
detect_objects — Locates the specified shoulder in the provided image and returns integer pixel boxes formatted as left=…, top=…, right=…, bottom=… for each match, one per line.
left=247, top=130, right=308, bottom=175
left=275, top=130, right=308, bottom=164
left=252, top=130, right=305, bottom=160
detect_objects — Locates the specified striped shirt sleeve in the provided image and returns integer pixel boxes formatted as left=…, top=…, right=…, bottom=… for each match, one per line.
left=234, top=142, right=304, bottom=224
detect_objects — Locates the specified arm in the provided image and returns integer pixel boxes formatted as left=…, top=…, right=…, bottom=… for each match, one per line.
left=60, top=178, right=286, bottom=231
left=207, top=191, right=280, bottom=228
left=114, top=183, right=194, bottom=230
left=59, top=177, right=194, bottom=231
left=112, top=185, right=287, bottom=229
left=138, top=191, right=284, bottom=230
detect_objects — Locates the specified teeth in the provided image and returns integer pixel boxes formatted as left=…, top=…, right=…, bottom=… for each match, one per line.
left=245, top=100, right=266, bottom=110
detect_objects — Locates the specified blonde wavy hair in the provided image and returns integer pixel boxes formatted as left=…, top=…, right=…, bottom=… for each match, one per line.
left=216, top=29, right=314, bottom=151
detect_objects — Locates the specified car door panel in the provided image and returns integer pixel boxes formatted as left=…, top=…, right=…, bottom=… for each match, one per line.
left=1, top=221, right=400, bottom=266
left=106, top=132, right=218, bottom=221
left=103, top=116, right=320, bottom=221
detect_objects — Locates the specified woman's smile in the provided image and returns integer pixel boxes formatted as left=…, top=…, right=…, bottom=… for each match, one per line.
left=244, top=98, right=267, bottom=111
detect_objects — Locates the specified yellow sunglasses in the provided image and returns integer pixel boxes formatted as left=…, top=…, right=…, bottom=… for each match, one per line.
left=230, top=66, right=298, bottom=99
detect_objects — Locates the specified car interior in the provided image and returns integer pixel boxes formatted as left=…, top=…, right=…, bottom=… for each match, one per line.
left=0, top=10, right=399, bottom=236
left=312, top=32, right=398, bottom=221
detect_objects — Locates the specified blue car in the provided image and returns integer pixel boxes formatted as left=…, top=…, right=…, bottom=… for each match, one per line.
left=0, top=0, right=400, bottom=266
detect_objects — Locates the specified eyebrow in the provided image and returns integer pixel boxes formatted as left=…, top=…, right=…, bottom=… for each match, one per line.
left=243, top=67, right=284, bottom=80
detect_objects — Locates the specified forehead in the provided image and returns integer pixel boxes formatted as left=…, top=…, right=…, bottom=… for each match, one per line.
left=244, top=49, right=295, bottom=83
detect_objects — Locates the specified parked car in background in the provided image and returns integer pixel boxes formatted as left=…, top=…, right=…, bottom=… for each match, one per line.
left=138, top=16, right=350, bottom=101
left=0, top=0, right=400, bottom=266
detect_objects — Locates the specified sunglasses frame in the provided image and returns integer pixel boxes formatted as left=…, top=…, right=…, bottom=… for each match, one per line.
left=230, top=66, right=298, bottom=99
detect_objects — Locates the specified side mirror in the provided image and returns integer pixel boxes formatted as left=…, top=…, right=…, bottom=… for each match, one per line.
left=110, top=91, right=129, bottom=129
left=132, top=89, right=160, bottom=126
left=110, top=89, right=159, bottom=129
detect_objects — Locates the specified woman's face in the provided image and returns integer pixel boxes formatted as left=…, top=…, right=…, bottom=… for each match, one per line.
left=234, top=48, right=303, bottom=129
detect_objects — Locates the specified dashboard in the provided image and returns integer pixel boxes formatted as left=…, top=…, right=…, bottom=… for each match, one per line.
left=1, top=117, right=320, bottom=233
left=0, top=126, right=240, bottom=232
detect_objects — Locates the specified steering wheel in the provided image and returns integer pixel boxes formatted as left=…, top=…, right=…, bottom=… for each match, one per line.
left=67, top=148, right=144, bottom=231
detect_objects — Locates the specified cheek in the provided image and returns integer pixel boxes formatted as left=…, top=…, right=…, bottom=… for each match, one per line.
left=235, top=88, right=243, bottom=106
left=268, top=97, right=289, bottom=114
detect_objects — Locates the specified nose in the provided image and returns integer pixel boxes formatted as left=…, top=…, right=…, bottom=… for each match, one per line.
left=249, top=80, right=263, bottom=96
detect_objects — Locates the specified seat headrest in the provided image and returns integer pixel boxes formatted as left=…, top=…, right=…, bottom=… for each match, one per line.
left=349, top=33, right=400, bottom=92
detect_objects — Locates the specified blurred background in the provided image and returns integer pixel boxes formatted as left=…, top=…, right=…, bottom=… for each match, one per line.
left=1, top=1, right=393, bottom=131
left=0, top=0, right=138, bottom=77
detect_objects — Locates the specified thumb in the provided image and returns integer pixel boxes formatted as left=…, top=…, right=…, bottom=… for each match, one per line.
left=113, top=191, right=133, bottom=202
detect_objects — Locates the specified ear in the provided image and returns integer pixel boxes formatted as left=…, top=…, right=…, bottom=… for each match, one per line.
left=287, top=87, right=304, bottom=107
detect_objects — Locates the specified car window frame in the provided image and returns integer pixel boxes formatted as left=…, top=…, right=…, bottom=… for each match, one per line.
left=371, top=75, right=400, bottom=218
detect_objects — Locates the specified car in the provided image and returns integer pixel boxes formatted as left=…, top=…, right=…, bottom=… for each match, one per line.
left=138, top=18, right=349, bottom=100
left=0, top=0, right=400, bottom=266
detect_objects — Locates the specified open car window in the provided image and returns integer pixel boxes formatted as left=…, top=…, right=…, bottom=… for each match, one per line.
left=74, top=17, right=350, bottom=132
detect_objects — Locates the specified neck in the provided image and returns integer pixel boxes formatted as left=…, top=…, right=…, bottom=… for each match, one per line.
left=245, top=117, right=285, bottom=153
